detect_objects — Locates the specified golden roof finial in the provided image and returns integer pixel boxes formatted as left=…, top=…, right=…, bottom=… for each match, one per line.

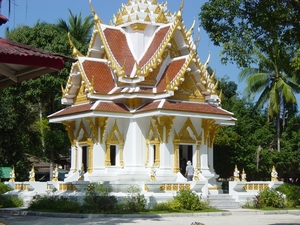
left=152, top=0, right=158, bottom=5
left=68, top=32, right=83, bottom=58
left=186, top=18, right=195, bottom=37
left=177, top=0, right=184, bottom=19
left=127, top=0, right=132, bottom=6
left=89, top=0, right=104, bottom=23
left=135, top=61, right=141, bottom=76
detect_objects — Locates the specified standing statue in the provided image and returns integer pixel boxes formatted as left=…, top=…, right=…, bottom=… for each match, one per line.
left=52, top=164, right=59, bottom=181
left=271, top=166, right=278, bottom=181
left=29, top=166, right=35, bottom=182
left=241, top=168, right=247, bottom=182
left=78, top=164, right=85, bottom=181
left=150, top=167, right=156, bottom=181
left=233, top=165, right=240, bottom=181
left=9, top=166, right=16, bottom=182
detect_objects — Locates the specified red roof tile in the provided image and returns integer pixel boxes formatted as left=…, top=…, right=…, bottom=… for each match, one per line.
left=83, top=60, right=115, bottom=94
left=139, top=26, right=170, bottom=67
left=156, top=59, right=186, bottom=92
left=49, top=103, right=94, bottom=118
left=104, top=28, right=135, bottom=76
left=94, top=102, right=129, bottom=113
left=0, top=38, right=71, bottom=69
left=161, top=101, right=232, bottom=116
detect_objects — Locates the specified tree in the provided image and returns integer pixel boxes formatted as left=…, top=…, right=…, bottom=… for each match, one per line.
left=238, top=45, right=299, bottom=152
left=199, top=0, right=300, bottom=68
left=2, top=22, right=72, bottom=180
left=57, top=9, right=94, bottom=54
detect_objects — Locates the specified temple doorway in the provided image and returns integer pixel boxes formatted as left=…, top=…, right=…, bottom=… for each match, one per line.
left=82, top=146, right=88, bottom=172
left=179, top=145, right=193, bottom=176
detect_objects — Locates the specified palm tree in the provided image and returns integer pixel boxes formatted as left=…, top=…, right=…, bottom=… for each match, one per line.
left=239, top=45, right=299, bottom=152
left=57, top=9, right=94, bottom=46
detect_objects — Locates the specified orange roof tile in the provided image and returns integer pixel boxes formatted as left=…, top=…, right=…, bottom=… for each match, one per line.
left=49, top=103, right=94, bottom=118
left=156, top=59, right=186, bottom=92
left=104, top=28, right=135, bottom=76
left=94, top=102, right=129, bottom=113
left=139, top=26, right=170, bottom=67
left=161, top=101, right=232, bottom=116
left=82, top=60, right=115, bottom=94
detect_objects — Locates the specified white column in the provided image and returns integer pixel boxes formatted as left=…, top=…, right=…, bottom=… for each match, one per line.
left=124, top=118, right=143, bottom=167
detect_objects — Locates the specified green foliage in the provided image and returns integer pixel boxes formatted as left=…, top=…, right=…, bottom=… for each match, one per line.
left=28, top=194, right=81, bottom=213
left=0, top=183, right=11, bottom=194
left=199, top=0, right=300, bottom=68
left=276, top=183, right=300, bottom=206
left=0, top=195, right=23, bottom=208
left=154, top=190, right=210, bottom=212
left=253, top=188, right=286, bottom=209
left=121, top=186, right=147, bottom=212
left=83, top=183, right=117, bottom=213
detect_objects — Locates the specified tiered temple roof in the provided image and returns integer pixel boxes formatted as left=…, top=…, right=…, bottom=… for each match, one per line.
left=49, top=0, right=233, bottom=121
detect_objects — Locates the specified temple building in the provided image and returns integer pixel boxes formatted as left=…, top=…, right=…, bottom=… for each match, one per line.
left=48, top=0, right=236, bottom=193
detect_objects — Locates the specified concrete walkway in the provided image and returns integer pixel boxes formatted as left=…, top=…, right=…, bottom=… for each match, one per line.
left=0, top=208, right=299, bottom=225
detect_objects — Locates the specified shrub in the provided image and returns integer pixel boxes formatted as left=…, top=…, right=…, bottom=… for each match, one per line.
left=28, top=195, right=81, bottom=213
left=0, top=195, right=23, bottom=208
left=173, top=190, right=210, bottom=211
left=83, top=183, right=117, bottom=213
left=0, top=183, right=11, bottom=194
left=122, top=186, right=147, bottom=212
left=253, top=188, right=286, bottom=209
left=154, top=190, right=210, bottom=212
left=276, top=183, right=300, bottom=207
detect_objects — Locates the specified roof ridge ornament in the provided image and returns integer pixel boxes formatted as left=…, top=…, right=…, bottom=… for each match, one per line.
left=186, top=18, right=195, bottom=37
left=89, top=0, right=104, bottom=24
left=68, top=33, right=83, bottom=58
left=176, top=0, right=184, bottom=19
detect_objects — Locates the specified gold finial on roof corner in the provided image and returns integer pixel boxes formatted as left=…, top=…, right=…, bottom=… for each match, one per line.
left=166, top=74, right=171, bottom=91
left=212, top=80, right=219, bottom=94
left=177, top=0, right=184, bottom=19
left=89, top=0, right=104, bottom=23
left=127, top=0, right=132, bottom=6
left=186, top=18, right=195, bottom=37
left=68, top=32, right=83, bottom=58
left=152, top=0, right=158, bottom=5
left=135, top=61, right=142, bottom=76
left=61, top=84, right=66, bottom=97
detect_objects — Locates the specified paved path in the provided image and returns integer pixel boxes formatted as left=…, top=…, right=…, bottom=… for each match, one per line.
left=0, top=209, right=299, bottom=225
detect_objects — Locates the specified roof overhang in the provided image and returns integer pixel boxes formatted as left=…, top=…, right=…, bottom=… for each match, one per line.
left=0, top=38, right=75, bottom=88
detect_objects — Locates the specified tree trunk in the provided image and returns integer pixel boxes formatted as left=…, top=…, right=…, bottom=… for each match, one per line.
left=276, top=115, right=281, bottom=152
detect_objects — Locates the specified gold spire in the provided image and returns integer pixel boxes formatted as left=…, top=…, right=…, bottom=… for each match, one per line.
left=89, top=0, right=104, bottom=23
left=186, top=19, right=195, bottom=37
left=68, top=33, right=83, bottom=58
left=177, top=0, right=184, bottom=19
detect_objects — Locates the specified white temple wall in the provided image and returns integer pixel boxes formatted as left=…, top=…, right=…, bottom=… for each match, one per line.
left=122, top=118, right=146, bottom=168
left=93, top=143, right=105, bottom=171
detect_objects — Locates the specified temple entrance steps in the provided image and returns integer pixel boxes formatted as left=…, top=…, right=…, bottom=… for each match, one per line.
left=207, top=194, right=241, bottom=209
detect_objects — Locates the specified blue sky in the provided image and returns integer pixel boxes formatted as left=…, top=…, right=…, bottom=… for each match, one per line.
left=0, top=0, right=243, bottom=93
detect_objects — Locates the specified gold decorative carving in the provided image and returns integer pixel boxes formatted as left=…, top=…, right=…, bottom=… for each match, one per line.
left=155, top=10, right=169, bottom=23
left=106, top=120, right=124, bottom=167
left=76, top=120, right=90, bottom=142
left=159, top=183, right=191, bottom=192
left=146, top=121, right=161, bottom=167
left=171, top=73, right=205, bottom=102
left=130, top=23, right=147, bottom=31
left=62, top=121, right=76, bottom=146
left=202, top=119, right=215, bottom=146
left=59, top=183, right=77, bottom=191
left=87, top=138, right=94, bottom=174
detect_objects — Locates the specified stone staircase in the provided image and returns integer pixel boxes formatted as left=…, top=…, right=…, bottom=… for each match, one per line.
left=207, top=194, right=241, bottom=209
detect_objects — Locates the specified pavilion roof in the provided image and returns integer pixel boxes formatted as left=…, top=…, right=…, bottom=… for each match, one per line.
left=0, top=38, right=74, bottom=88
